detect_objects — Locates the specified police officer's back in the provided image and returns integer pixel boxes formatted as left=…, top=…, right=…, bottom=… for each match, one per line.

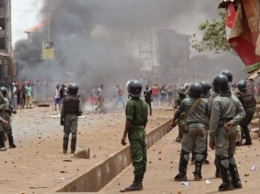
left=60, top=83, right=82, bottom=154
left=236, top=80, right=256, bottom=145
left=209, top=74, right=245, bottom=191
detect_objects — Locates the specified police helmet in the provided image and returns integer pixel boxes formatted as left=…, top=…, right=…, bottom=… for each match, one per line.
left=200, top=81, right=211, bottom=97
left=213, top=74, right=229, bottom=92
left=178, top=87, right=185, bottom=95
left=188, top=83, right=202, bottom=98
left=68, top=83, right=79, bottom=95
left=237, top=80, right=247, bottom=91
left=126, top=80, right=142, bottom=97
left=0, top=86, right=7, bottom=97
left=220, top=70, right=233, bottom=83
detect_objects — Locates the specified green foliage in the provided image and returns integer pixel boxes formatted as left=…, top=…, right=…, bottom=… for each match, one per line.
left=192, top=11, right=233, bottom=54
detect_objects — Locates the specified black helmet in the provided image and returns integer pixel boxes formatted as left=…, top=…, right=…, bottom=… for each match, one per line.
left=188, top=83, right=202, bottom=98
left=237, top=80, right=247, bottom=91
left=178, top=87, right=185, bottom=95
left=0, top=86, right=7, bottom=97
left=220, top=70, right=233, bottom=83
left=126, top=80, right=142, bottom=97
left=68, top=83, right=78, bottom=95
left=200, top=81, right=211, bottom=97
left=213, top=74, right=229, bottom=93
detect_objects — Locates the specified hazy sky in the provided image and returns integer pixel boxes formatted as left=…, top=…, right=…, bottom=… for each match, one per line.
left=12, top=0, right=43, bottom=45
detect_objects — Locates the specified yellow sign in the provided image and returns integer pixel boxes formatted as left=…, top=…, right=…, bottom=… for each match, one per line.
left=42, top=49, right=54, bottom=60
left=42, top=41, right=55, bottom=60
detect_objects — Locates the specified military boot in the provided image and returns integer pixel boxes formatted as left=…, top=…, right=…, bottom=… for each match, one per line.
left=63, top=134, right=69, bottom=154
left=7, top=134, right=16, bottom=148
left=120, top=175, right=143, bottom=192
left=229, top=161, right=242, bottom=189
left=71, top=133, right=77, bottom=154
left=174, top=150, right=188, bottom=181
left=243, top=127, right=252, bottom=145
left=218, top=162, right=234, bottom=191
left=194, top=160, right=203, bottom=181
left=215, top=165, right=222, bottom=178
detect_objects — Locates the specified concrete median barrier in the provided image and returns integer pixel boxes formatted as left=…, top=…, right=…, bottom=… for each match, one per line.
left=54, top=119, right=172, bottom=193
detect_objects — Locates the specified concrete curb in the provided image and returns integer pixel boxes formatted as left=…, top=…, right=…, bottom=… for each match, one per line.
left=54, top=119, right=171, bottom=193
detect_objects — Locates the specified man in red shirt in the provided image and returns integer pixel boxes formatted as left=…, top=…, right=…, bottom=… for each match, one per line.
left=152, top=84, right=158, bottom=106
left=115, top=85, right=125, bottom=108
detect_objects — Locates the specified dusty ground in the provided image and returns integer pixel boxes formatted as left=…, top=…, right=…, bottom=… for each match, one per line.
left=102, top=114, right=260, bottom=194
left=0, top=103, right=173, bottom=194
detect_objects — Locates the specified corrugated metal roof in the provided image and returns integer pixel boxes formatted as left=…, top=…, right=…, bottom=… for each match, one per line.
left=24, top=22, right=44, bottom=33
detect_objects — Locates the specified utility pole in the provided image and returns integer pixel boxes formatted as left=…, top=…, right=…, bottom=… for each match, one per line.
left=139, top=30, right=154, bottom=71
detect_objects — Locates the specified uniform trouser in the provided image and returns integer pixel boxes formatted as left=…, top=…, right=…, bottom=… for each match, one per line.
left=63, top=114, right=78, bottom=151
left=191, top=128, right=208, bottom=161
left=128, top=128, right=147, bottom=176
left=239, top=107, right=255, bottom=143
left=2, top=114, right=14, bottom=146
left=145, top=100, right=152, bottom=116
left=0, top=130, right=6, bottom=147
left=215, top=127, right=240, bottom=182
left=181, top=127, right=206, bottom=175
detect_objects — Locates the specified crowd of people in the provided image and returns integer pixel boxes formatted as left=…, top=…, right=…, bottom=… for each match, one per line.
left=118, top=69, right=256, bottom=192
left=0, top=70, right=257, bottom=193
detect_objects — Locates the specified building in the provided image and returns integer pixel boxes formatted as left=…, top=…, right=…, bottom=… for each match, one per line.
left=0, top=0, right=11, bottom=55
left=157, top=30, right=191, bottom=85
left=24, top=21, right=45, bottom=43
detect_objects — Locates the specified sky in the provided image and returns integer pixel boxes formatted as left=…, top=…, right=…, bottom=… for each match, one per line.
left=11, top=0, right=43, bottom=45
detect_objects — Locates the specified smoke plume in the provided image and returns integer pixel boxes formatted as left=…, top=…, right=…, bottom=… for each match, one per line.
left=14, top=0, right=239, bottom=100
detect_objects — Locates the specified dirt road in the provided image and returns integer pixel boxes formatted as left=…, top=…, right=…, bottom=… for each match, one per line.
left=0, top=105, right=173, bottom=194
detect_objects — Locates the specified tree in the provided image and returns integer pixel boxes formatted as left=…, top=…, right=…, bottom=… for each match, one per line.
left=191, top=11, right=234, bottom=54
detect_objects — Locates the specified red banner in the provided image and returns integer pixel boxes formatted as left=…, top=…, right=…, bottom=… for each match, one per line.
left=226, top=1, right=260, bottom=72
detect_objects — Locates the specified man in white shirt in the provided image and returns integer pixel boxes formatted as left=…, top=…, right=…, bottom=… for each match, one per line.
left=95, top=84, right=104, bottom=112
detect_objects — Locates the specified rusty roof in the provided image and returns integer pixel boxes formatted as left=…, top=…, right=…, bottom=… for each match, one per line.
left=24, top=22, right=44, bottom=33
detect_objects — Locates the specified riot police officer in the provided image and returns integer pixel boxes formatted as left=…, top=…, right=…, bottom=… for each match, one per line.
left=60, top=83, right=82, bottom=154
left=120, top=80, right=148, bottom=192
left=0, top=91, right=8, bottom=151
left=209, top=74, right=245, bottom=191
left=170, top=83, right=208, bottom=181
left=220, top=70, right=233, bottom=86
left=191, top=82, right=211, bottom=165
left=174, top=87, right=186, bottom=142
left=236, top=80, right=256, bottom=145
left=0, top=86, right=17, bottom=149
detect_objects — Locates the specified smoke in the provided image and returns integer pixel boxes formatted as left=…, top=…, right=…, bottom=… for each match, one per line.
left=13, top=0, right=222, bottom=100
